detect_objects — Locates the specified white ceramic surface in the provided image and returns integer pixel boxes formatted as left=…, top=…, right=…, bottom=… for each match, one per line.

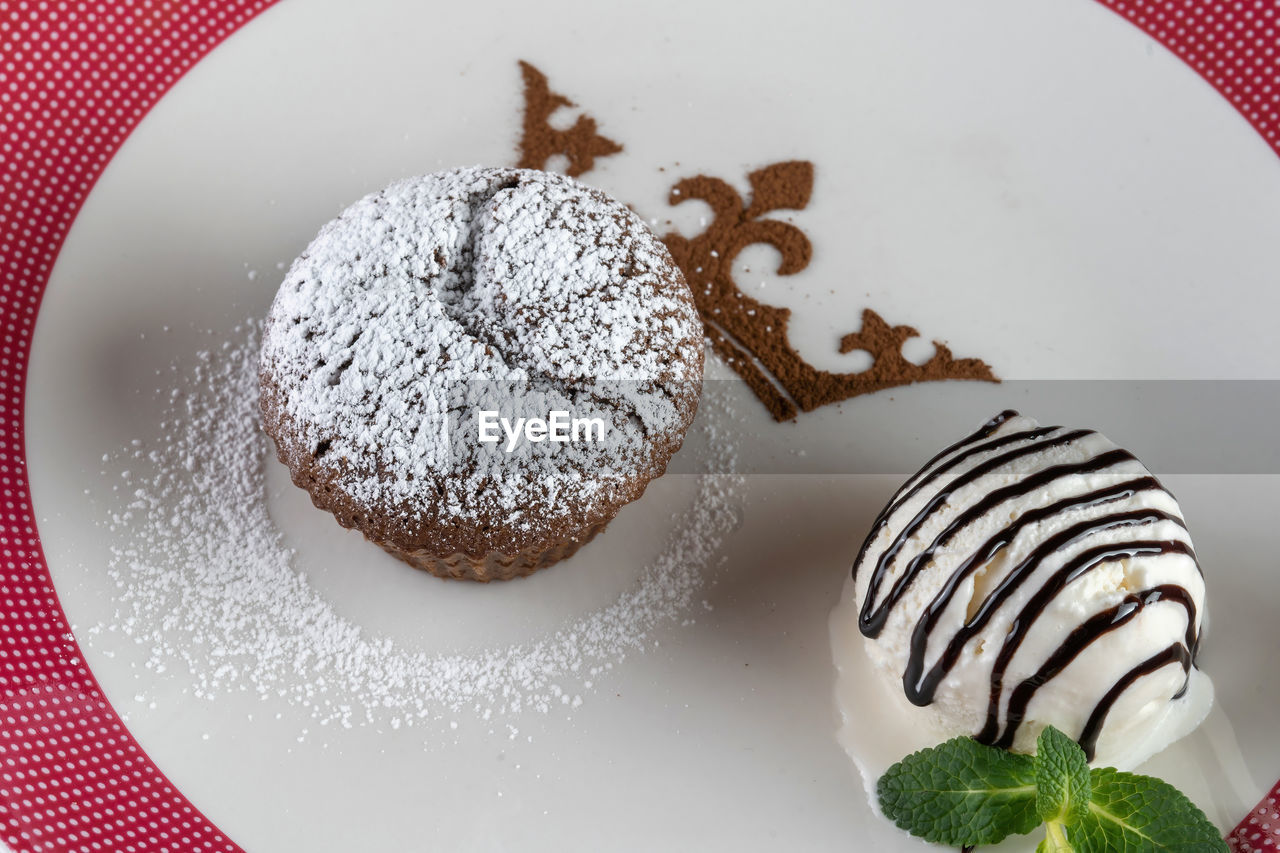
left=23, top=0, right=1280, bottom=850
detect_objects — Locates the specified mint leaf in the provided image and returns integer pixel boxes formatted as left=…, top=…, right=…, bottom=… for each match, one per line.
left=877, top=737, right=1040, bottom=846
left=1035, top=726, right=1091, bottom=826
left=1070, top=767, right=1228, bottom=852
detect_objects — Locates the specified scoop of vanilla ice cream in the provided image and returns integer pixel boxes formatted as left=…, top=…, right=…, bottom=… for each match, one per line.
left=851, top=411, right=1211, bottom=768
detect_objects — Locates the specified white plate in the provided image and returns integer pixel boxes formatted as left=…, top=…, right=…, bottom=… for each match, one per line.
left=25, top=0, right=1280, bottom=849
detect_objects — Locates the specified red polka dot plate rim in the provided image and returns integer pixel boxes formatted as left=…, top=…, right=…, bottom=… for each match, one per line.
left=3, top=1, right=1280, bottom=851
left=1231, top=780, right=1280, bottom=853
left=2, top=2, right=276, bottom=850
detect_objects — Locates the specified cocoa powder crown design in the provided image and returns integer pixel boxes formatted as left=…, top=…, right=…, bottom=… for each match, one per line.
left=661, top=161, right=998, bottom=421
left=516, top=60, right=622, bottom=178
left=509, top=65, right=997, bottom=420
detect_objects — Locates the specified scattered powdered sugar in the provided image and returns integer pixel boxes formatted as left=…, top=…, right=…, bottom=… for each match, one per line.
left=259, top=167, right=704, bottom=541
left=91, top=323, right=742, bottom=731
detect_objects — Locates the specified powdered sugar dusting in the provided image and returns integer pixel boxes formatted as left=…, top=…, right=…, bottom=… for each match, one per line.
left=259, top=167, right=704, bottom=545
left=91, top=324, right=741, bottom=730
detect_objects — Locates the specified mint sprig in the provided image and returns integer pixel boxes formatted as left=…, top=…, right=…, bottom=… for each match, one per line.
left=876, top=726, right=1227, bottom=852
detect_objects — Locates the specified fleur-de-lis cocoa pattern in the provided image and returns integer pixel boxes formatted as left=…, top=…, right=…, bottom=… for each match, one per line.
left=508, top=65, right=996, bottom=421
left=661, top=161, right=997, bottom=421
left=516, top=61, right=622, bottom=178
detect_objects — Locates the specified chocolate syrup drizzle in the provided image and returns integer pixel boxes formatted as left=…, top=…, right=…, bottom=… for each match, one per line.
left=852, top=411, right=1202, bottom=760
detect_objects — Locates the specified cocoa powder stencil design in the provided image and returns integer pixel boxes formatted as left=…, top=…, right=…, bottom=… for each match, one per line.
left=511, top=64, right=996, bottom=421
left=516, top=60, right=622, bottom=177
left=661, top=161, right=997, bottom=421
